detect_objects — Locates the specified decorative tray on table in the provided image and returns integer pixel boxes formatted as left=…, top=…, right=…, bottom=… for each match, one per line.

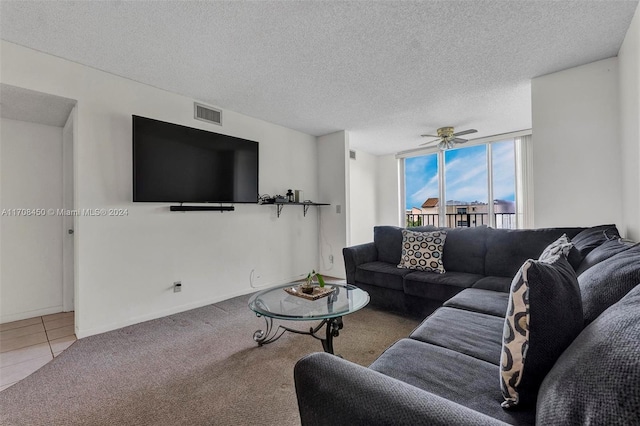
left=284, top=285, right=335, bottom=301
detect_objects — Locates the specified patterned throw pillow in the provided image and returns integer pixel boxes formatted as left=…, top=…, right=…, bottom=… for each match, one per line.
left=500, top=254, right=583, bottom=409
left=539, top=234, right=573, bottom=261
left=397, top=229, right=446, bottom=273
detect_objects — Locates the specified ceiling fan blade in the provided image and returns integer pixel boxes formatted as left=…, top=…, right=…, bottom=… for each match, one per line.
left=451, top=138, right=468, bottom=144
left=419, top=138, right=441, bottom=146
left=420, top=134, right=439, bottom=138
left=452, top=129, right=478, bottom=137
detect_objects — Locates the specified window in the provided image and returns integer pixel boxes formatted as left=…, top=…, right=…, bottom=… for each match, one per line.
left=402, top=135, right=530, bottom=229
left=405, top=153, right=438, bottom=227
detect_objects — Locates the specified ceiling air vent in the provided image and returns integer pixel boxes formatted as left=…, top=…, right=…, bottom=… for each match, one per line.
left=194, top=102, right=222, bottom=126
left=349, top=150, right=356, bottom=160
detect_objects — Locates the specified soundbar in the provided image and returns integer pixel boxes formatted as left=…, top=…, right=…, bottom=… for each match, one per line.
left=170, top=205, right=235, bottom=212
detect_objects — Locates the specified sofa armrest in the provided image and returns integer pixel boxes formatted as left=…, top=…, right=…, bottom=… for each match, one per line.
left=294, top=352, right=509, bottom=426
left=343, top=242, right=377, bottom=284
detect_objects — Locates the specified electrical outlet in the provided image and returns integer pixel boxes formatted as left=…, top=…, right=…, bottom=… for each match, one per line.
left=173, top=281, right=182, bottom=293
left=329, top=254, right=334, bottom=264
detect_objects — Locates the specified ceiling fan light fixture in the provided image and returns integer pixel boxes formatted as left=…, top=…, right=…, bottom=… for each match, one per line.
left=419, top=126, right=477, bottom=150
left=437, top=127, right=455, bottom=139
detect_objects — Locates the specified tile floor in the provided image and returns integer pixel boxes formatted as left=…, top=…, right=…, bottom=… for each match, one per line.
left=0, top=312, right=76, bottom=391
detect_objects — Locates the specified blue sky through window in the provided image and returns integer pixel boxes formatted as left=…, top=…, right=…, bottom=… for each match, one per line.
left=405, top=141, right=515, bottom=210
left=445, top=145, right=488, bottom=205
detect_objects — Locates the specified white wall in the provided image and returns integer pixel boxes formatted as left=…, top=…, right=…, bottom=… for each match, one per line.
left=348, top=150, right=377, bottom=245
left=531, top=58, right=622, bottom=228
left=1, top=118, right=64, bottom=322
left=317, top=131, right=348, bottom=279
left=619, top=5, right=640, bottom=241
left=376, top=154, right=401, bottom=226
left=0, top=41, right=321, bottom=337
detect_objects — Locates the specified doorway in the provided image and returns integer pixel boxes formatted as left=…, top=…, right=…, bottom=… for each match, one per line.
left=0, top=84, right=77, bottom=324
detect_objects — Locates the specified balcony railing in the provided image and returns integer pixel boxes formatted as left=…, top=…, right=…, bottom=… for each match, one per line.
left=406, top=213, right=517, bottom=229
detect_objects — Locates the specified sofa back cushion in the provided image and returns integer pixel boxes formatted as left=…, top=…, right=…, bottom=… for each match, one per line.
left=374, top=225, right=437, bottom=265
left=440, top=226, right=488, bottom=275
left=536, top=284, right=640, bottom=425
left=374, top=226, right=405, bottom=264
left=485, top=228, right=584, bottom=278
left=578, top=244, right=640, bottom=324
left=575, top=238, right=638, bottom=276
left=571, top=224, right=620, bottom=257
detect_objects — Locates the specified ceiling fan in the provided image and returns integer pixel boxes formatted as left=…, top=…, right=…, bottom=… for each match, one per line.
left=420, top=126, right=478, bottom=150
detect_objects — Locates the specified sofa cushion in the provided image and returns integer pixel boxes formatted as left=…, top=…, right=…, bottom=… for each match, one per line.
left=578, top=244, right=640, bottom=324
left=355, top=261, right=413, bottom=291
left=369, top=338, right=535, bottom=425
left=441, top=226, right=488, bottom=275
left=472, top=276, right=513, bottom=292
left=403, top=271, right=483, bottom=302
left=484, top=227, right=584, bottom=278
left=373, top=226, right=404, bottom=264
left=444, top=288, right=509, bottom=317
left=536, top=284, right=640, bottom=425
left=571, top=224, right=620, bottom=257
left=373, top=225, right=438, bottom=264
left=398, top=229, right=446, bottom=273
left=409, top=225, right=439, bottom=233
left=575, top=238, right=638, bottom=276
left=500, top=255, right=583, bottom=409
left=410, top=307, right=504, bottom=365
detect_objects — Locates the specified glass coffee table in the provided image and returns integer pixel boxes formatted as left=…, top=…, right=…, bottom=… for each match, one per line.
left=248, top=283, right=369, bottom=354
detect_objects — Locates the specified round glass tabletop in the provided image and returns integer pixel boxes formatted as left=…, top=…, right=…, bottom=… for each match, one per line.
left=248, top=282, right=369, bottom=320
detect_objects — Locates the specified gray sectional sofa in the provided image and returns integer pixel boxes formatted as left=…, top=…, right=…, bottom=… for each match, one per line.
left=294, top=224, right=640, bottom=425
left=342, top=225, right=591, bottom=317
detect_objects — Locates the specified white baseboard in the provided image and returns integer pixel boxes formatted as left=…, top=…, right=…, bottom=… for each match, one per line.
left=75, top=287, right=258, bottom=339
left=1, top=305, right=64, bottom=324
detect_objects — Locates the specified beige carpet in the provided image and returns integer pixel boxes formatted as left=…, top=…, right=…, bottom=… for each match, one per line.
left=0, top=293, right=419, bottom=425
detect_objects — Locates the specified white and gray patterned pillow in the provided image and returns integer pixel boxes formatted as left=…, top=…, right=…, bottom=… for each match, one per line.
left=539, top=234, right=573, bottom=261
left=397, top=229, right=446, bottom=273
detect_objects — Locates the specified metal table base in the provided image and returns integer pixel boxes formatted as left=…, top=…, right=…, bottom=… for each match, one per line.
left=252, top=314, right=344, bottom=354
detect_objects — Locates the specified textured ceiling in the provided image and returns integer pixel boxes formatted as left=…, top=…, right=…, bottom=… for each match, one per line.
left=1, top=1, right=637, bottom=154
left=0, top=84, right=76, bottom=127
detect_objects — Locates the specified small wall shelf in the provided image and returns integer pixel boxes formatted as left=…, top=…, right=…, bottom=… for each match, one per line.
left=265, top=202, right=330, bottom=218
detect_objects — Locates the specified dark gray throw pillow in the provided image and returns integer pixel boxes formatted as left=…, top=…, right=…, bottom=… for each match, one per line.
left=578, top=244, right=640, bottom=324
left=571, top=224, right=620, bottom=257
left=536, top=284, right=640, bottom=425
left=575, top=238, right=638, bottom=276
left=500, top=254, right=583, bottom=409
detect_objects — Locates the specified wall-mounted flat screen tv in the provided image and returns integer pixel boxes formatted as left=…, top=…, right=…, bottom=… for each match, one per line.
left=133, top=115, right=259, bottom=203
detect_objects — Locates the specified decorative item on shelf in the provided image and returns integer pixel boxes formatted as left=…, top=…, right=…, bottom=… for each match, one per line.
left=258, top=194, right=275, bottom=204
left=300, top=269, right=325, bottom=294
left=294, top=190, right=303, bottom=203
left=286, top=189, right=294, bottom=203
left=274, top=195, right=288, bottom=203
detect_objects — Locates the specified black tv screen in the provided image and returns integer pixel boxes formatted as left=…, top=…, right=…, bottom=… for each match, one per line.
left=133, top=116, right=259, bottom=203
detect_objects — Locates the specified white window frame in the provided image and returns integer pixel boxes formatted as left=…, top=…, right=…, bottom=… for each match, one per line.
left=397, top=130, right=532, bottom=228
